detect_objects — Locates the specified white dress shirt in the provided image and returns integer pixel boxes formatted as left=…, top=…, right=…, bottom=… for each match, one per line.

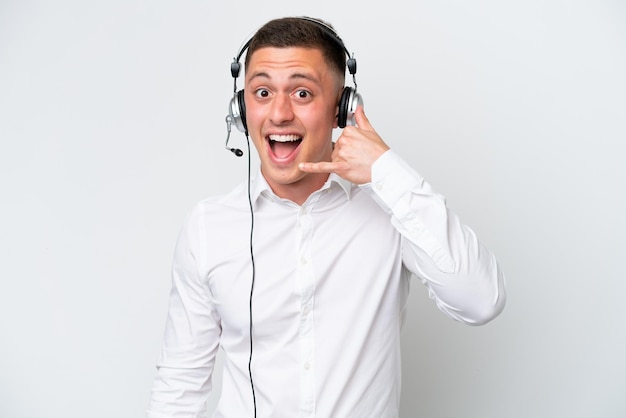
left=148, top=150, right=506, bottom=418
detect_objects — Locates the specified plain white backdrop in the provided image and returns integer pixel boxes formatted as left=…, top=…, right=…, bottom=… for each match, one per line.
left=1, top=1, right=625, bottom=417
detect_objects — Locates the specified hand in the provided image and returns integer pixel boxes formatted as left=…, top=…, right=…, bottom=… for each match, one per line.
left=299, top=106, right=390, bottom=184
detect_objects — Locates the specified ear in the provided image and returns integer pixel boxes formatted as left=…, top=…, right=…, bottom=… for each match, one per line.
left=333, top=86, right=343, bottom=129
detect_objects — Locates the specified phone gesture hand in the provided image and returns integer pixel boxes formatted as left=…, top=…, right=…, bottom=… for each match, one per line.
left=299, top=106, right=389, bottom=184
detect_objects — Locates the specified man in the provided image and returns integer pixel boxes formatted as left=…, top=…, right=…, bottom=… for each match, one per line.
left=148, top=16, right=506, bottom=418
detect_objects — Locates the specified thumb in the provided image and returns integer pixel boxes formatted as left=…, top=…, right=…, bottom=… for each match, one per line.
left=354, top=105, right=374, bottom=131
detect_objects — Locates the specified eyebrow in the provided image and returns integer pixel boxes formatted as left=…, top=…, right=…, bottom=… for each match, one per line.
left=247, top=71, right=322, bottom=85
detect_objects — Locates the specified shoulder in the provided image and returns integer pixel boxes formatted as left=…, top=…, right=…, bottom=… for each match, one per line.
left=171, top=181, right=250, bottom=244
left=188, top=181, right=249, bottom=217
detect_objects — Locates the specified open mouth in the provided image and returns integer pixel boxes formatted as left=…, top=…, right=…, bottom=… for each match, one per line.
left=268, top=134, right=302, bottom=159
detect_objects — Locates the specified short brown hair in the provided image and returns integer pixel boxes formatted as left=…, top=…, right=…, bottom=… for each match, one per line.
left=244, top=17, right=347, bottom=79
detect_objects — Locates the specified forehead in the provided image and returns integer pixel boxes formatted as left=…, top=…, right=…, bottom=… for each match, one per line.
left=245, top=47, right=340, bottom=80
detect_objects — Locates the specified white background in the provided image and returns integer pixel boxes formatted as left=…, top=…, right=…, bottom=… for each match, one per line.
left=1, top=1, right=625, bottom=417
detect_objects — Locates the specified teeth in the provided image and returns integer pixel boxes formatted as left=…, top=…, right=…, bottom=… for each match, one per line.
left=269, top=134, right=301, bottom=142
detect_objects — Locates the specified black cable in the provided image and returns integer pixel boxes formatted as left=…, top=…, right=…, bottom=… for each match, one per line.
left=245, top=133, right=257, bottom=417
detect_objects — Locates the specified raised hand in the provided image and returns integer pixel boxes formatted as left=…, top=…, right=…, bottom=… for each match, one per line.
left=299, top=106, right=390, bottom=184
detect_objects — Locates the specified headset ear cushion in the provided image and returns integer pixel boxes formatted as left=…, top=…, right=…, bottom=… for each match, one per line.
left=337, top=87, right=353, bottom=128
left=237, top=89, right=247, bottom=132
left=229, top=89, right=247, bottom=133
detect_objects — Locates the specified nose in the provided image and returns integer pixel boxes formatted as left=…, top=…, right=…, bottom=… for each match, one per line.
left=269, top=93, right=294, bottom=125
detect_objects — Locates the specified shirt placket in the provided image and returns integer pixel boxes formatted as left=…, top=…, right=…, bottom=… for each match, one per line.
left=296, top=204, right=316, bottom=417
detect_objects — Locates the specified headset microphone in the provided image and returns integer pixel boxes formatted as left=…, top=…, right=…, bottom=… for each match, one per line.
left=224, top=115, right=243, bottom=157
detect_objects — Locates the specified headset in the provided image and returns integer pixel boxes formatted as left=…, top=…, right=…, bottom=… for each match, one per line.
left=225, top=17, right=363, bottom=156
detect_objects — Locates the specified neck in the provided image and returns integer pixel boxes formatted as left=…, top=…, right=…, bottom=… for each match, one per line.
left=265, top=171, right=330, bottom=206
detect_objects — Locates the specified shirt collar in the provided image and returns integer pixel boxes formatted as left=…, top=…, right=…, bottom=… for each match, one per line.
left=326, top=172, right=353, bottom=199
left=249, top=170, right=355, bottom=207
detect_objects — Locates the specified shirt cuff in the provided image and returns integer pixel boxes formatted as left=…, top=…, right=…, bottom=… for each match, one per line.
left=369, top=150, right=426, bottom=208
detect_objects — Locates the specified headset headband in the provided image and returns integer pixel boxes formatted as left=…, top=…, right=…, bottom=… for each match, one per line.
left=230, top=17, right=357, bottom=85
left=225, top=16, right=362, bottom=138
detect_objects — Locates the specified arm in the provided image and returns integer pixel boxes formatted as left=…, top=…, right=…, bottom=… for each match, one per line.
left=300, top=107, right=505, bottom=325
left=364, top=150, right=506, bottom=325
left=148, top=208, right=221, bottom=417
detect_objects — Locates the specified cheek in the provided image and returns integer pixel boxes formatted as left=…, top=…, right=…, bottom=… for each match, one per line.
left=243, top=93, right=268, bottom=126
left=301, top=102, right=336, bottom=127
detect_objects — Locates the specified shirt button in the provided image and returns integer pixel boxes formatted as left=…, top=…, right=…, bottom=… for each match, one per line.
left=304, top=362, right=310, bottom=370
left=303, top=306, right=310, bottom=316
left=375, top=182, right=383, bottom=190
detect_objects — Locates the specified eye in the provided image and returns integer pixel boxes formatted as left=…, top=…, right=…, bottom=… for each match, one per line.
left=295, top=89, right=311, bottom=99
left=255, top=88, right=270, bottom=98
